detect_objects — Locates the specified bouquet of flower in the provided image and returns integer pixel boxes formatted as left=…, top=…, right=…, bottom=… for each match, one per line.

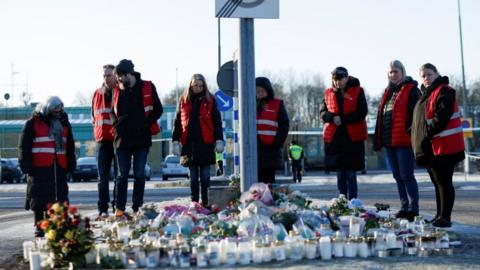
left=327, top=194, right=352, bottom=217
left=38, top=202, right=94, bottom=268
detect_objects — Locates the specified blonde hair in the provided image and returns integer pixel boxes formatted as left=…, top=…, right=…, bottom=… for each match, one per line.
left=181, top=73, right=213, bottom=102
left=389, top=60, right=406, bottom=83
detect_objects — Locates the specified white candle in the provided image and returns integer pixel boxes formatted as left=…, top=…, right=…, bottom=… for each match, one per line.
left=305, top=239, right=317, bottom=259
left=319, top=236, right=332, bottom=260
left=344, top=239, right=357, bottom=258
left=386, top=232, right=397, bottom=249
left=358, top=239, right=369, bottom=258
left=225, top=238, right=237, bottom=265
left=207, top=241, right=220, bottom=266
left=23, top=241, right=33, bottom=261
left=349, top=217, right=361, bottom=237
left=29, top=251, right=41, bottom=270
left=274, top=241, right=286, bottom=261
left=146, top=250, right=159, bottom=268
left=332, top=231, right=344, bottom=258
left=262, top=243, right=273, bottom=263
left=252, top=241, right=263, bottom=264
left=237, top=239, right=251, bottom=265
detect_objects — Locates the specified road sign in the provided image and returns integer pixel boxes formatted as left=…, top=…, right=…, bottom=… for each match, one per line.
left=216, top=60, right=235, bottom=96
left=215, top=90, right=234, bottom=112
left=215, top=0, right=279, bottom=19
left=3, top=93, right=10, bottom=100
left=462, top=117, right=473, bottom=138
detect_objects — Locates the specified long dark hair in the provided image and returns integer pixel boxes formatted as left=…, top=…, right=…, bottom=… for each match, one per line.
left=181, top=73, right=213, bottom=102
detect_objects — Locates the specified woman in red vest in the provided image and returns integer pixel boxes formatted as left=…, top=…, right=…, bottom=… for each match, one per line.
left=411, top=63, right=465, bottom=228
left=256, top=77, right=290, bottom=184
left=172, top=74, right=224, bottom=207
left=320, top=67, right=367, bottom=199
left=19, top=96, right=76, bottom=237
left=374, top=60, right=421, bottom=221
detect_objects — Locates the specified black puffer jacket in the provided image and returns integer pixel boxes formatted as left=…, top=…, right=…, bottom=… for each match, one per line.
left=110, top=72, right=163, bottom=149
left=19, top=112, right=76, bottom=211
left=320, top=76, right=368, bottom=171
left=256, top=80, right=290, bottom=170
left=411, top=76, right=465, bottom=167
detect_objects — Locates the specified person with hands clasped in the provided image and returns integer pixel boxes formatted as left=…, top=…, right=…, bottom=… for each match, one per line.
left=320, top=67, right=368, bottom=199
left=172, top=74, right=224, bottom=207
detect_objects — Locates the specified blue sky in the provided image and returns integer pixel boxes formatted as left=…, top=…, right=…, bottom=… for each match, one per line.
left=1, top=0, right=479, bottom=106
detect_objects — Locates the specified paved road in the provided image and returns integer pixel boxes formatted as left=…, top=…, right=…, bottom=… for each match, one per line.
left=1, top=170, right=480, bottom=268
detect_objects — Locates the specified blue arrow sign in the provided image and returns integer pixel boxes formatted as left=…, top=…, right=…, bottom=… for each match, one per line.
left=215, top=90, right=233, bottom=112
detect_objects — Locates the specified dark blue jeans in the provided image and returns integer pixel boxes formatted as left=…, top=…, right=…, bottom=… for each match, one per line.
left=386, top=147, right=419, bottom=213
left=115, top=147, right=149, bottom=212
left=97, top=141, right=118, bottom=214
left=337, top=169, right=357, bottom=199
left=189, top=165, right=211, bottom=206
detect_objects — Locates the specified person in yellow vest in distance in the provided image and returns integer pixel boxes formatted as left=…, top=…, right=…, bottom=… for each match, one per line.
left=289, top=140, right=304, bottom=183
left=19, top=96, right=77, bottom=237
left=215, top=152, right=224, bottom=176
left=256, top=77, right=290, bottom=184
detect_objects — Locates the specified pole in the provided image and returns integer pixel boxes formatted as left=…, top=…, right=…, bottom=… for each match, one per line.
left=238, top=18, right=257, bottom=192
left=458, top=0, right=470, bottom=175
left=175, top=67, right=179, bottom=105
left=217, top=18, right=221, bottom=70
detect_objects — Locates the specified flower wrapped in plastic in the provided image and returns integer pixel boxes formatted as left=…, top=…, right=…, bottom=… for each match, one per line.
left=237, top=214, right=275, bottom=238
left=240, top=183, right=274, bottom=206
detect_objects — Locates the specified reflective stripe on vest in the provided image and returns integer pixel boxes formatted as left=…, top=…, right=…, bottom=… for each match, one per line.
left=257, top=99, right=282, bottom=145
left=289, top=145, right=303, bottom=160
left=32, top=118, right=68, bottom=168
left=425, top=84, right=465, bottom=156
left=92, top=89, right=114, bottom=142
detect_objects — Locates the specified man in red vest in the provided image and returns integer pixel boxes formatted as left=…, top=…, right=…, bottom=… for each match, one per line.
left=19, top=96, right=76, bottom=236
left=111, top=59, right=163, bottom=217
left=256, top=77, right=289, bottom=184
left=92, top=64, right=118, bottom=218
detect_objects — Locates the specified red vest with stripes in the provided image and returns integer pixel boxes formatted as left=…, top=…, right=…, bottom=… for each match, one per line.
left=92, top=88, right=114, bottom=142
left=426, top=84, right=465, bottom=156
left=323, top=87, right=367, bottom=143
left=32, top=117, right=68, bottom=169
left=256, top=99, right=282, bottom=145
left=113, top=80, right=160, bottom=136
left=377, top=82, right=415, bottom=147
left=179, top=96, right=215, bottom=145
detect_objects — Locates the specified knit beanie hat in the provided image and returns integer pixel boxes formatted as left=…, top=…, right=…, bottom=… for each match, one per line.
left=331, top=66, right=348, bottom=80
left=114, top=59, right=135, bottom=75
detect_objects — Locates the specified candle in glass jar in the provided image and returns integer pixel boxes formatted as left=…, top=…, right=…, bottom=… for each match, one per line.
left=23, top=241, right=33, bottom=261
left=357, top=238, right=369, bottom=258
left=332, top=231, right=344, bottom=258
left=349, top=217, right=361, bottom=237
left=305, top=239, right=317, bottom=259
left=196, top=245, right=208, bottom=267
left=274, top=241, right=286, bottom=261
left=344, top=238, right=357, bottom=258
left=237, top=238, right=251, bottom=265
left=386, top=232, right=397, bottom=249
left=319, top=236, right=332, bottom=260
left=252, top=241, right=263, bottom=263
left=207, top=240, right=220, bottom=266
left=29, top=251, right=41, bottom=270
left=146, top=249, right=159, bottom=268
left=225, top=237, right=237, bottom=265
left=262, top=242, right=273, bottom=263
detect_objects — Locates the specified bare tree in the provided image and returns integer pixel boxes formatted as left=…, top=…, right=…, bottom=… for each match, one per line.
left=162, top=85, right=185, bottom=106
left=72, top=91, right=91, bottom=106
left=20, top=90, right=32, bottom=106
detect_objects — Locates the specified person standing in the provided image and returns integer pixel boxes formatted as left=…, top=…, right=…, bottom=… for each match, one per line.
left=411, top=63, right=465, bottom=228
left=19, top=96, right=76, bottom=236
left=92, top=64, right=118, bottom=217
left=172, top=74, right=224, bottom=207
left=374, top=60, right=421, bottom=221
left=256, top=77, right=290, bottom=184
left=111, top=59, right=163, bottom=217
left=320, top=67, right=367, bottom=199
left=215, top=152, right=224, bottom=176
left=289, top=140, right=304, bottom=183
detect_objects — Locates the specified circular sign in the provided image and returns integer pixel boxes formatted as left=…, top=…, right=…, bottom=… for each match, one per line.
left=239, top=0, right=264, bottom=8
left=4, top=93, right=10, bottom=100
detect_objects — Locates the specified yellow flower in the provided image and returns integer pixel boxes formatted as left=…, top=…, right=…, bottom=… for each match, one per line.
left=47, top=230, right=57, bottom=241
left=51, top=203, right=62, bottom=214
left=65, top=230, right=75, bottom=240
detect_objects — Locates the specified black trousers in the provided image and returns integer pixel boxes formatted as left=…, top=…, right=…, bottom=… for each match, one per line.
left=258, top=168, right=275, bottom=184
left=291, top=160, right=302, bottom=183
left=427, top=165, right=455, bottom=221
left=97, top=141, right=117, bottom=214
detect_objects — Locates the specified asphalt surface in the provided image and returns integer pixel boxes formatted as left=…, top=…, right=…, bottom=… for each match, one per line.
left=1, top=170, right=480, bottom=269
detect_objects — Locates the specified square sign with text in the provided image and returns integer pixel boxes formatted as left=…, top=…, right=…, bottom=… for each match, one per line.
left=215, top=0, right=279, bottom=19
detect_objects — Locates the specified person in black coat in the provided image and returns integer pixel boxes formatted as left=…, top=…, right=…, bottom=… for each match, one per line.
left=411, top=63, right=465, bottom=228
left=172, top=74, right=224, bottom=206
left=320, top=67, right=368, bottom=199
left=256, top=77, right=290, bottom=184
left=19, top=96, right=76, bottom=237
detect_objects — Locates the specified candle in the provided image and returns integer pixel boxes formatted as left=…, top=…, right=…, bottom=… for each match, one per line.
left=225, top=237, right=237, bottom=265
left=207, top=240, right=220, bottom=266
left=196, top=244, right=208, bottom=267
left=29, top=251, right=41, bottom=270
left=262, top=242, right=273, bottom=263
left=332, top=231, right=344, bottom=258
left=386, top=232, right=397, bottom=249
left=319, top=236, right=332, bottom=260
left=304, top=239, right=317, bottom=259
left=145, top=249, right=159, bottom=268
left=23, top=241, right=33, bottom=261
left=252, top=241, right=263, bottom=264
left=274, top=241, right=286, bottom=261
left=237, top=238, right=252, bottom=265
left=358, top=238, right=369, bottom=258
left=344, top=238, right=357, bottom=258
left=349, top=217, right=361, bottom=237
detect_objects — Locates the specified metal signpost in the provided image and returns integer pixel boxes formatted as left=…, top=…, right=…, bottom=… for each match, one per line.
left=215, top=0, right=279, bottom=192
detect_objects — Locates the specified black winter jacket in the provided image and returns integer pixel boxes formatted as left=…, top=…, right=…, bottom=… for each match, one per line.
left=320, top=76, right=367, bottom=171
left=19, top=112, right=76, bottom=211
left=411, top=76, right=465, bottom=167
left=110, top=72, right=163, bottom=149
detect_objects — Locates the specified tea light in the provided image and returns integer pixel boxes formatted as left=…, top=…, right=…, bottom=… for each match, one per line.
left=358, top=238, right=369, bottom=258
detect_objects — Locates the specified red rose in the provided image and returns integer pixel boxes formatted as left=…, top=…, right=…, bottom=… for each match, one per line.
left=71, top=218, right=80, bottom=226
left=39, top=220, right=50, bottom=230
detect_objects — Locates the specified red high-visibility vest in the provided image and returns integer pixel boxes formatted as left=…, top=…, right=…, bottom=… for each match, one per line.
left=179, top=96, right=215, bottom=145
left=32, top=117, right=68, bottom=169
left=323, top=87, right=367, bottom=143
left=113, top=80, right=160, bottom=135
left=426, top=84, right=465, bottom=156
left=92, top=88, right=114, bottom=142
left=376, top=82, right=415, bottom=147
left=257, top=99, right=282, bottom=145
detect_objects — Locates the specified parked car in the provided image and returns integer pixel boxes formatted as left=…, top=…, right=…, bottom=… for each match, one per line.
left=72, top=157, right=98, bottom=182
left=1, top=158, right=23, bottom=183
left=6, top=158, right=27, bottom=182
left=162, top=155, right=189, bottom=180
left=128, top=160, right=152, bottom=181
